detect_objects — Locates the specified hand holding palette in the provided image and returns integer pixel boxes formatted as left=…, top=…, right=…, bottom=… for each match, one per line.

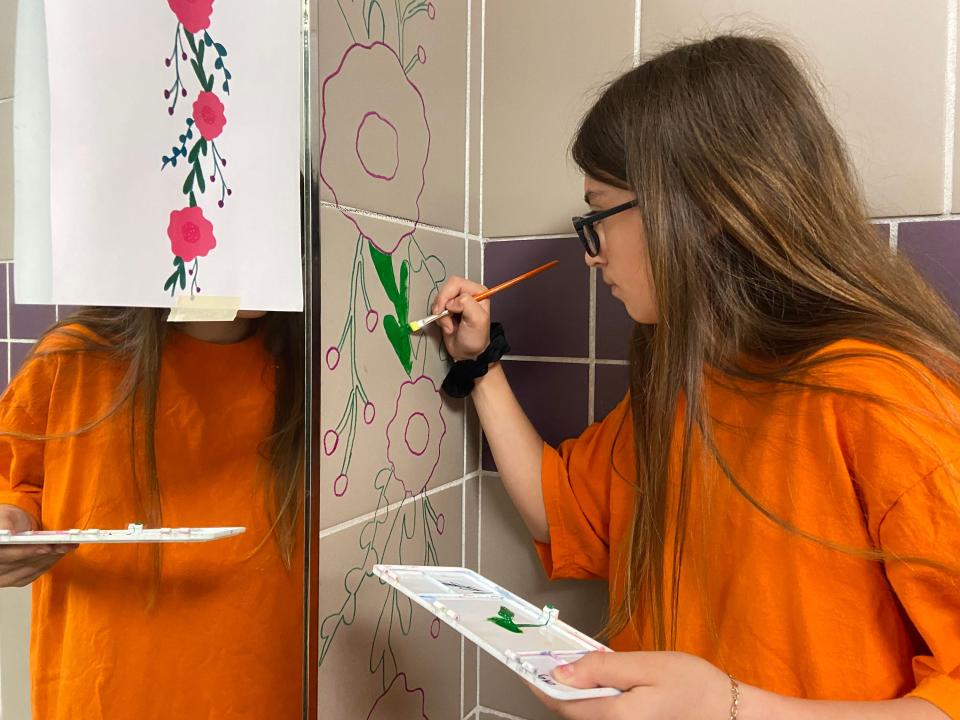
left=372, top=564, right=621, bottom=701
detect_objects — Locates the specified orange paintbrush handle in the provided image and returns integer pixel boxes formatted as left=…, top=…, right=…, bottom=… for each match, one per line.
left=473, top=260, right=559, bottom=303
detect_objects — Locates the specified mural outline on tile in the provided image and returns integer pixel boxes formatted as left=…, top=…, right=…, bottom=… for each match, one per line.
left=319, top=3, right=455, bottom=718
left=160, top=0, right=234, bottom=298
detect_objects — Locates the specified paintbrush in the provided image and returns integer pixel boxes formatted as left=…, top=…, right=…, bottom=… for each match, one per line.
left=408, top=259, right=559, bottom=333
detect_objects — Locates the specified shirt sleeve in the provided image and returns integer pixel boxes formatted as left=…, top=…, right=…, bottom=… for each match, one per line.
left=535, top=393, right=632, bottom=581
left=0, top=355, right=56, bottom=524
left=878, top=465, right=960, bottom=718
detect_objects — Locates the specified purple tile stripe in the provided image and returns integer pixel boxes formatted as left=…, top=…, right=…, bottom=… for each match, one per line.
left=898, top=220, right=960, bottom=315
left=482, top=360, right=588, bottom=470
left=484, top=238, right=589, bottom=357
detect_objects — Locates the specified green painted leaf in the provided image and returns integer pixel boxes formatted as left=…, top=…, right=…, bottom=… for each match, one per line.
left=179, top=266, right=187, bottom=290
left=206, top=74, right=214, bottom=92
left=214, top=43, right=227, bottom=57
left=189, top=191, right=197, bottom=207
left=367, top=241, right=399, bottom=303
left=197, top=41, right=205, bottom=66
left=188, top=141, right=202, bottom=163
left=383, top=315, right=412, bottom=376
left=182, top=168, right=195, bottom=194
left=398, top=260, right=410, bottom=322
left=195, top=161, right=205, bottom=193
left=164, top=272, right=177, bottom=292
left=190, top=59, right=206, bottom=88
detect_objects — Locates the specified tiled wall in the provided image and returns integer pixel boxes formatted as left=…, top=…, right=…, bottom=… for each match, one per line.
left=473, top=2, right=960, bottom=720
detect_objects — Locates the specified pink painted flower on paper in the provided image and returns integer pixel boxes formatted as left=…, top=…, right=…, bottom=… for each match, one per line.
left=385, top=376, right=446, bottom=495
left=192, top=91, right=227, bottom=140
left=320, top=42, right=430, bottom=255
left=167, top=206, right=216, bottom=261
left=167, top=0, right=215, bottom=34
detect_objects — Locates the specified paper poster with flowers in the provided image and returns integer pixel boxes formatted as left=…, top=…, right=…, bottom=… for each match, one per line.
left=42, top=0, right=303, bottom=310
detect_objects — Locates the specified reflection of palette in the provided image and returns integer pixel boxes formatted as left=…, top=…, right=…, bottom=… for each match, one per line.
left=372, top=564, right=621, bottom=701
left=0, top=524, right=245, bottom=544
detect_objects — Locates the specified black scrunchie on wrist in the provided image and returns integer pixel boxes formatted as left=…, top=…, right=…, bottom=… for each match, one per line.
left=441, top=322, right=510, bottom=398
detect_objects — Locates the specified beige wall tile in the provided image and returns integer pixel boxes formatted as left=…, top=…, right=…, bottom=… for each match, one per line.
left=468, top=0, right=482, bottom=236
left=0, top=585, right=31, bottom=720
left=317, top=483, right=463, bottom=719
left=481, top=0, right=635, bottom=237
left=0, top=100, right=13, bottom=261
left=319, top=207, right=465, bottom=528
left=478, top=478, right=607, bottom=719
left=641, top=0, right=947, bottom=217
left=318, top=0, right=467, bottom=232
left=0, top=0, right=16, bottom=99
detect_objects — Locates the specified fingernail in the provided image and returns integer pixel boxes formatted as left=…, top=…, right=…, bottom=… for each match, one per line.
left=554, top=663, right=573, bottom=678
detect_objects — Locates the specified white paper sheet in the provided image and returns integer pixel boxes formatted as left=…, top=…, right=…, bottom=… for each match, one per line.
left=43, top=1, right=304, bottom=310
left=13, top=0, right=54, bottom=304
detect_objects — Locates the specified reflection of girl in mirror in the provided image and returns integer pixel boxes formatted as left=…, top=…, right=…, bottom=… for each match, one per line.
left=0, top=308, right=304, bottom=719
left=435, top=36, right=959, bottom=720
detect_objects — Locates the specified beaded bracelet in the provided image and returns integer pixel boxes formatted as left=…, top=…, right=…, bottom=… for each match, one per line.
left=728, top=674, right=741, bottom=720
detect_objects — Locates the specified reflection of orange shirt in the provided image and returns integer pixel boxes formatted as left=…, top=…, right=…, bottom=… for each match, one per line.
left=537, top=340, right=960, bottom=717
left=0, top=328, right=303, bottom=720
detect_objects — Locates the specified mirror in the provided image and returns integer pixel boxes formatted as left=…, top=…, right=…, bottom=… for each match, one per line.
left=1, top=1, right=311, bottom=718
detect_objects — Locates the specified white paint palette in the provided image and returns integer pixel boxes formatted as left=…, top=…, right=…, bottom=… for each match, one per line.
left=0, top=524, right=245, bottom=544
left=372, top=564, right=621, bottom=701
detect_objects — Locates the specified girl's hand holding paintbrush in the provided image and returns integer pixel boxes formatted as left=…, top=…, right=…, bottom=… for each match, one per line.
left=418, top=260, right=559, bottom=360
left=430, top=278, right=493, bottom=361
left=427, top=261, right=559, bottom=361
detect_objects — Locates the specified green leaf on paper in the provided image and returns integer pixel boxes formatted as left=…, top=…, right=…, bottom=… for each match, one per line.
left=182, top=168, right=195, bottom=194
left=195, top=161, right=205, bottom=193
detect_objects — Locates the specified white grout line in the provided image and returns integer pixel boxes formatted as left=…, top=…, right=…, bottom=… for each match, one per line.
left=889, top=221, right=900, bottom=252
left=319, top=201, right=465, bottom=239
left=464, top=0, right=473, bottom=239
left=944, top=0, right=958, bottom=213
left=484, top=233, right=575, bottom=243
left=476, top=707, right=533, bottom=720
left=462, top=3, right=474, bottom=572
left=875, top=212, right=960, bottom=223
left=318, top=474, right=478, bottom=538
left=502, top=354, right=628, bottom=365
left=478, top=0, right=486, bottom=239
left=633, top=0, right=642, bottom=66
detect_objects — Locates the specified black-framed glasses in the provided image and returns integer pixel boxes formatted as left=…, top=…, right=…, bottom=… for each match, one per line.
left=572, top=199, right=638, bottom=256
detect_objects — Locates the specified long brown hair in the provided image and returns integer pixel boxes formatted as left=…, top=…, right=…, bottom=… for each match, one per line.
left=572, top=34, right=960, bottom=647
left=20, top=307, right=304, bottom=584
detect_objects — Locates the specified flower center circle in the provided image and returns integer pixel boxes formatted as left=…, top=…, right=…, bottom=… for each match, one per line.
left=182, top=222, right=200, bottom=244
left=201, top=106, right=217, bottom=124
left=356, top=111, right=400, bottom=181
left=403, top=412, right=430, bottom=456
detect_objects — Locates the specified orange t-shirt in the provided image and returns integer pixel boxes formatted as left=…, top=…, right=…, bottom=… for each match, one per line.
left=537, top=340, right=960, bottom=717
left=0, top=327, right=303, bottom=720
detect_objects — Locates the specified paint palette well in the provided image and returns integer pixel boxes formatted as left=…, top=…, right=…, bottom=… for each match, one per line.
left=0, top=524, right=246, bottom=544
left=372, top=564, right=621, bottom=701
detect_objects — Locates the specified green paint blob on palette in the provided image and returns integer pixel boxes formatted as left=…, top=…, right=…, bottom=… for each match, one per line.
left=487, top=605, right=553, bottom=634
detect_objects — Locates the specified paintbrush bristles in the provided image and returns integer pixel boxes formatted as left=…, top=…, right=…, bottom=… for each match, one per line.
left=408, top=310, right=448, bottom=333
